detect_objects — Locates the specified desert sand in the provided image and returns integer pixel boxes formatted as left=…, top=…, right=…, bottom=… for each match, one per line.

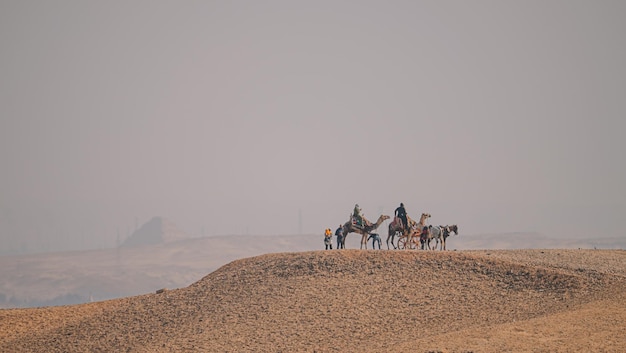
left=1, top=249, right=625, bottom=352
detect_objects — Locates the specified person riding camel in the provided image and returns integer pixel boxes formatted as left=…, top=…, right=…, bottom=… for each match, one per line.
left=394, top=202, right=408, bottom=231
left=353, top=204, right=363, bottom=227
left=353, top=204, right=369, bottom=228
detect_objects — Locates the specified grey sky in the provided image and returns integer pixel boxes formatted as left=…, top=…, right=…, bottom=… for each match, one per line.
left=1, top=1, right=625, bottom=253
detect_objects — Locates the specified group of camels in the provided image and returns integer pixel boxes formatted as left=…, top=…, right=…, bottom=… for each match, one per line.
left=340, top=212, right=458, bottom=250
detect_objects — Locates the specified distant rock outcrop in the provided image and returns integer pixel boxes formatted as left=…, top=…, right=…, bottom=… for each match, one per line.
left=122, top=217, right=188, bottom=247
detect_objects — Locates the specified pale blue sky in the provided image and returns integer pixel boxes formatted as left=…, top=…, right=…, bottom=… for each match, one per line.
left=1, top=1, right=625, bottom=253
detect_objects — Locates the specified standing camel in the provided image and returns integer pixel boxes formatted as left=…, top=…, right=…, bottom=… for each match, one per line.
left=388, top=213, right=431, bottom=250
left=386, top=217, right=404, bottom=249
left=406, top=213, right=431, bottom=249
left=386, top=214, right=418, bottom=249
left=342, top=214, right=390, bottom=249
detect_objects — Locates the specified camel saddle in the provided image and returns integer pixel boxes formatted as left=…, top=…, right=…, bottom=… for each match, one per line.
left=351, top=216, right=372, bottom=229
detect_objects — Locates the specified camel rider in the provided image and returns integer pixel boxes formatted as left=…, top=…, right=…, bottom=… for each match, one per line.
left=395, top=203, right=408, bottom=230
left=353, top=204, right=364, bottom=227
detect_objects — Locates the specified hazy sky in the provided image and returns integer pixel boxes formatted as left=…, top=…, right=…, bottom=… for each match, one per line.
left=1, top=1, right=625, bottom=253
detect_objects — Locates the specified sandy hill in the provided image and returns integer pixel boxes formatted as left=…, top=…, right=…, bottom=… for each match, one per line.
left=3, top=229, right=624, bottom=308
left=1, top=249, right=625, bottom=353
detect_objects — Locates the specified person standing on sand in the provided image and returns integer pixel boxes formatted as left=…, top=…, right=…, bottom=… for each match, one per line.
left=335, top=225, right=344, bottom=249
left=324, top=228, right=333, bottom=250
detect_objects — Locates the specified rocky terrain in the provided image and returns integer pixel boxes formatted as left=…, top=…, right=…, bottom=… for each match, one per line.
left=1, top=249, right=625, bottom=352
left=3, top=229, right=624, bottom=308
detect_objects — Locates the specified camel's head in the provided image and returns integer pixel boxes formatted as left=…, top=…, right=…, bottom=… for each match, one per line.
left=449, top=224, right=458, bottom=235
left=380, top=215, right=391, bottom=222
left=421, top=213, right=431, bottom=220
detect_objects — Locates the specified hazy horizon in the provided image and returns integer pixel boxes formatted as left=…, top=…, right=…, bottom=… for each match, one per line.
left=1, top=1, right=625, bottom=254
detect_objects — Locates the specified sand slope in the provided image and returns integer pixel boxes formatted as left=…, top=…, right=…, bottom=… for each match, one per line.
left=1, top=249, right=625, bottom=353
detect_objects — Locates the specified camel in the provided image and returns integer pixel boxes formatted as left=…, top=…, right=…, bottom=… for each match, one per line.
left=342, top=214, right=390, bottom=249
left=386, top=215, right=418, bottom=249
left=408, top=213, right=431, bottom=250
left=386, top=218, right=403, bottom=249
left=387, top=213, right=431, bottom=250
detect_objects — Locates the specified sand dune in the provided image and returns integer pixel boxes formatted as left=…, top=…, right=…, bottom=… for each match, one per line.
left=3, top=232, right=624, bottom=308
left=1, top=249, right=625, bottom=352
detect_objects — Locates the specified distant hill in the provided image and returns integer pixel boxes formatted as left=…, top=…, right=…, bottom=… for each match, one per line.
left=451, top=232, right=626, bottom=250
left=122, top=216, right=188, bottom=247
left=0, top=233, right=324, bottom=308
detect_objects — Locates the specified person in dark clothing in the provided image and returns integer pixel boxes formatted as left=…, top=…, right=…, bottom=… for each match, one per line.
left=368, top=233, right=382, bottom=249
left=335, top=225, right=344, bottom=249
left=394, top=203, right=408, bottom=230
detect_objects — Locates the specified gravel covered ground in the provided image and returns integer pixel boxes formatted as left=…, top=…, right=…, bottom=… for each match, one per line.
left=1, top=249, right=625, bottom=352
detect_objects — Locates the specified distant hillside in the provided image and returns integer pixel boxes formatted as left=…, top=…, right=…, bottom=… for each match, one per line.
left=0, top=234, right=324, bottom=308
left=122, top=216, right=188, bottom=247
left=452, top=232, right=626, bottom=250
left=1, top=250, right=625, bottom=352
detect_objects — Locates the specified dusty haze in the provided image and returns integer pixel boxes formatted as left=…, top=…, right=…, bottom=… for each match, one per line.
left=1, top=1, right=625, bottom=254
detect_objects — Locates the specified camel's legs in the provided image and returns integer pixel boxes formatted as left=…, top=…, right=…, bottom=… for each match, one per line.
left=386, top=232, right=399, bottom=250
left=386, top=234, right=392, bottom=250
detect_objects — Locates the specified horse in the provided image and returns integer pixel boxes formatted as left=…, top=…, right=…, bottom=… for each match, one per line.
left=427, top=225, right=445, bottom=250
left=442, top=224, right=459, bottom=250
left=437, top=224, right=458, bottom=250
